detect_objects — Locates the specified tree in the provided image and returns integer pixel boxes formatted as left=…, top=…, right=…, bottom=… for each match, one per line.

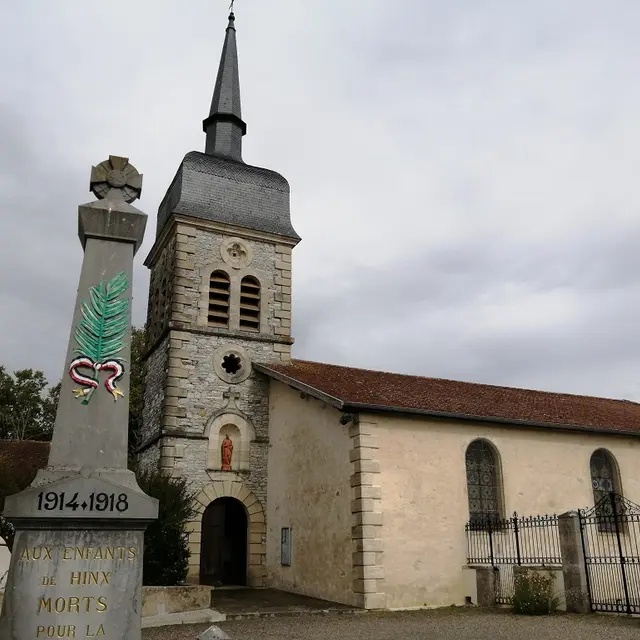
left=137, top=470, right=196, bottom=585
left=0, top=368, right=59, bottom=441
left=0, top=441, right=50, bottom=550
left=128, top=326, right=148, bottom=466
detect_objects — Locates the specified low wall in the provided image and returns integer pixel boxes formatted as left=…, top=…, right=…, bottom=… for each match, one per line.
left=142, top=586, right=212, bottom=618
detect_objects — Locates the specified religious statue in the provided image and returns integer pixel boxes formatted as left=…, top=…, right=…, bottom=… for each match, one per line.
left=221, top=435, right=234, bottom=471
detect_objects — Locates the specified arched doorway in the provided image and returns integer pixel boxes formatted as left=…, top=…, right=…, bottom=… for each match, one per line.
left=200, top=497, right=248, bottom=586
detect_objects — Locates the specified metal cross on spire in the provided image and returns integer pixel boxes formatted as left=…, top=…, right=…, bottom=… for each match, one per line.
left=229, top=0, right=235, bottom=14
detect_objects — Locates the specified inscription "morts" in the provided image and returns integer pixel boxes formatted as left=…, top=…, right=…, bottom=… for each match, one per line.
left=38, top=595, right=107, bottom=613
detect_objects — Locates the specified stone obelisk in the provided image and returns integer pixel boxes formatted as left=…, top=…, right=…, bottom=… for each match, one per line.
left=0, top=156, right=158, bottom=639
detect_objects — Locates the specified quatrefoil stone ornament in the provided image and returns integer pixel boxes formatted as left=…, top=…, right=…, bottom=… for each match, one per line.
left=90, top=155, right=143, bottom=203
left=221, top=237, right=253, bottom=269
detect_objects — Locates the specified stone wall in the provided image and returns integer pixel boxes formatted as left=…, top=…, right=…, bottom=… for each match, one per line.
left=140, top=217, right=296, bottom=586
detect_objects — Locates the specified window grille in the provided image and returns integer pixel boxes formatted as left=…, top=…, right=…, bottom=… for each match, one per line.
left=465, top=439, right=501, bottom=526
left=239, top=276, right=260, bottom=331
left=208, top=270, right=231, bottom=327
left=590, top=449, right=622, bottom=531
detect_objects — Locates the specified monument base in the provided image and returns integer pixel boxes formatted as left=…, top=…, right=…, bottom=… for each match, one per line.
left=0, top=527, right=146, bottom=639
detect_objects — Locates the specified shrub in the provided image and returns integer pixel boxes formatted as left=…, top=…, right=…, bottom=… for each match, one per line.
left=512, top=568, right=559, bottom=615
left=137, top=470, right=197, bottom=586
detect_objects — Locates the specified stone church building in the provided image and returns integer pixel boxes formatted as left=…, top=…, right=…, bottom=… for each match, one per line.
left=138, top=12, right=640, bottom=610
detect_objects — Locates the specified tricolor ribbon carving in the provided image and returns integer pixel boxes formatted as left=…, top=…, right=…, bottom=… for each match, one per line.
left=70, top=357, right=125, bottom=404
left=69, top=271, right=129, bottom=405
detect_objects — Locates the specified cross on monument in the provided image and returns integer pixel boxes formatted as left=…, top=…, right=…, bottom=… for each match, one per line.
left=0, top=156, right=158, bottom=639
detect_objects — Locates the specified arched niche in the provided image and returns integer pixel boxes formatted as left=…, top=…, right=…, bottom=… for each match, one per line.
left=205, top=412, right=255, bottom=472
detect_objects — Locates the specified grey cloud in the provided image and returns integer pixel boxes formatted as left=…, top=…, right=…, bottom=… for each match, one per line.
left=2, top=0, right=640, bottom=406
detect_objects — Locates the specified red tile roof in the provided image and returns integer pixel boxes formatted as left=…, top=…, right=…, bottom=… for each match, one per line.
left=257, top=360, right=640, bottom=436
left=0, top=440, right=50, bottom=470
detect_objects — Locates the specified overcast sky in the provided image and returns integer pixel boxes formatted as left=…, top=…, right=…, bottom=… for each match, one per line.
left=1, top=1, right=640, bottom=401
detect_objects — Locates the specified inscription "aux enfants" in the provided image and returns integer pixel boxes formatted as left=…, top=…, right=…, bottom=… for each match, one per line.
left=20, top=546, right=137, bottom=561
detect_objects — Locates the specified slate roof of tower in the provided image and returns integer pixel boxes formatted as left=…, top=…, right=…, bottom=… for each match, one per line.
left=156, top=151, right=299, bottom=240
left=154, top=12, right=299, bottom=240
left=256, top=360, right=640, bottom=436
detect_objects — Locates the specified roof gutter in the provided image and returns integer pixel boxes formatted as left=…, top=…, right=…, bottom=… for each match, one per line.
left=342, top=402, right=640, bottom=439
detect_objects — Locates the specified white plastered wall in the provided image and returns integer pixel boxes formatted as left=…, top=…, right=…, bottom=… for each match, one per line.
left=372, top=413, right=640, bottom=609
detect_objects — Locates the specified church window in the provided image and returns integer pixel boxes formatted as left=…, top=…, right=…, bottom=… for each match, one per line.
left=208, top=270, right=231, bottom=327
left=465, top=439, right=502, bottom=526
left=239, top=276, right=260, bottom=331
left=590, top=449, right=622, bottom=530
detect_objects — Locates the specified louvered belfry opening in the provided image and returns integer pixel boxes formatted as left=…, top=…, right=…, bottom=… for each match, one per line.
left=240, top=276, right=260, bottom=331
left=208, top=270, right=231, bottom=327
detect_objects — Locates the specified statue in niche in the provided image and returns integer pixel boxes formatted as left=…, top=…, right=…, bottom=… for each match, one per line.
left=221, top=434, right=234, bottom=471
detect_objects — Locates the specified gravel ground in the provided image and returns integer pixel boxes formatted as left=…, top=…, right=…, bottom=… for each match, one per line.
left=142, top=608, right=640, bottom=640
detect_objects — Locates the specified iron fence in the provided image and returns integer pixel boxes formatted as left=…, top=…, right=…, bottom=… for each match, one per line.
left=466, top=512, right=562, bottom=603
left=580, top=493, right=640, bottom=614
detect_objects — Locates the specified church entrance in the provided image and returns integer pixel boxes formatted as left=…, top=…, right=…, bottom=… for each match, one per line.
left=200, top=497, right=248, bottom=586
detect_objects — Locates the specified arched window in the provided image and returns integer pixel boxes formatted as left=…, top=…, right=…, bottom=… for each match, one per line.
left=208, top=270, right=231, bottom=328
left=590, top=449, right=621, bottom=503
left=465, top=439, right=502, bottom=526
left=590, top=449, right=622, bottom=531
left=239, top=276, right=260, bottom=332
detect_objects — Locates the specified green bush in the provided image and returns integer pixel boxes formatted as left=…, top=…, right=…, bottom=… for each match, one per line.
left=512, top=568, right=559, bottom=615
left=137, top=470, right=197, bottom=586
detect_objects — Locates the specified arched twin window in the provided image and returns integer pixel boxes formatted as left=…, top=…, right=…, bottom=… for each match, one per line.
left=208, top=270, right=231, bottom=328
left=207, top=271, right=261, bottom=331
left=465, top=439, right=502, bottom=526
left=239, top=276, right=260, bottom=332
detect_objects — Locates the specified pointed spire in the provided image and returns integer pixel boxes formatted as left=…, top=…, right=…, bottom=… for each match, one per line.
left=203, top=11, right=247, bottom=162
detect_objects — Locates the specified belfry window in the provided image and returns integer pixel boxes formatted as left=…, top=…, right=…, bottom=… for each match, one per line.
left=208, top=270, right=231, bottom=328
left=239, top=276, right=260, bottom=331
left=465, top=439, right=502, bottom=526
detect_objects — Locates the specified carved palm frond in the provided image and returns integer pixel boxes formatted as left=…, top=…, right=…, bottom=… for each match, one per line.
left=74, top=271, right=129, bottom=363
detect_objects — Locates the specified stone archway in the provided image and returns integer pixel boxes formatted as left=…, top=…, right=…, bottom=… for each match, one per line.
left=200, top=497, right=248, bottom=586
left=188, top=481, right=266, bottom=587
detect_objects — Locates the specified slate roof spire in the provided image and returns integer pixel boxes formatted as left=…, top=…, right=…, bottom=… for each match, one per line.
left=203, top=10, right=247, bottom=162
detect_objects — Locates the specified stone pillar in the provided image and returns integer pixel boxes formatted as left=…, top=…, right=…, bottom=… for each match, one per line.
left=349, top=417, right=386, bottom=610
left=0, top=157, right=158, bottom=639
left=475, top=567, right=497, bottom=607
left=558, top=511, right=590, bottom=613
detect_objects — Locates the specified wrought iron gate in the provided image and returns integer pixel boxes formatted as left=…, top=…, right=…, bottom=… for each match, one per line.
left=579, top=493, right=640, bottom=614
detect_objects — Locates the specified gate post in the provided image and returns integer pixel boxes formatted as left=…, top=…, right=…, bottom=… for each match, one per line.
left=558, top=511, right=590, bottom=613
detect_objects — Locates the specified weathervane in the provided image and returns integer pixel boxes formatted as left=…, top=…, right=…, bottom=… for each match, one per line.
left=229, top=0, right=234, bottom=13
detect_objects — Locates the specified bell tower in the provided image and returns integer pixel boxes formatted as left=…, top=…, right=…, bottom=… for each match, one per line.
left=138, top=10, right=300, bottom=586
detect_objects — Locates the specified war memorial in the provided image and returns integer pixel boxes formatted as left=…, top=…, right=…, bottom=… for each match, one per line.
left=0, top=157, right=159, bottom=638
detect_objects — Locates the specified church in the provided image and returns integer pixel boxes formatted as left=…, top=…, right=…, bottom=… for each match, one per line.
left=137, top=11, right=640, bottom=610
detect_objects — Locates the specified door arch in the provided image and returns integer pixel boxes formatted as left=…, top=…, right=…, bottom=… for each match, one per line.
left=200, top=497, right=248, bottom=586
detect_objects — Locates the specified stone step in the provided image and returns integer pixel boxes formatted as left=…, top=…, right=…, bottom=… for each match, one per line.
left=142, top=608, right=227, bottom=628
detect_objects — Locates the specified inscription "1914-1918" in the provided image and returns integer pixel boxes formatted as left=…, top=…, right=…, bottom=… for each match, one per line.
left=36, top=492, right=129, bottom=514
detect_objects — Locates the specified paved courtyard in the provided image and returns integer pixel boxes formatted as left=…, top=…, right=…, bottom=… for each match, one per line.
left=143, top=608, right=640, bottom=640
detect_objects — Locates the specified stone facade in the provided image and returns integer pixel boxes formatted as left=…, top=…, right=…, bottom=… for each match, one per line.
left=140, top=215, right=296, bottom=585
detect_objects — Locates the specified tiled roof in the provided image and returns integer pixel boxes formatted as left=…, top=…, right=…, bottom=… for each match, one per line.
left=257, top=360, right=640, bottom=435
left=0, top=440, right=49, bottom=470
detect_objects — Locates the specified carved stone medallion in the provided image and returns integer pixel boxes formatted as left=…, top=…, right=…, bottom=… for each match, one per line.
left=221, top=237, right=253, bottom=269
left=213, top=344, right=252, bottom=384
left=90, top=155, right=143, bottom=203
